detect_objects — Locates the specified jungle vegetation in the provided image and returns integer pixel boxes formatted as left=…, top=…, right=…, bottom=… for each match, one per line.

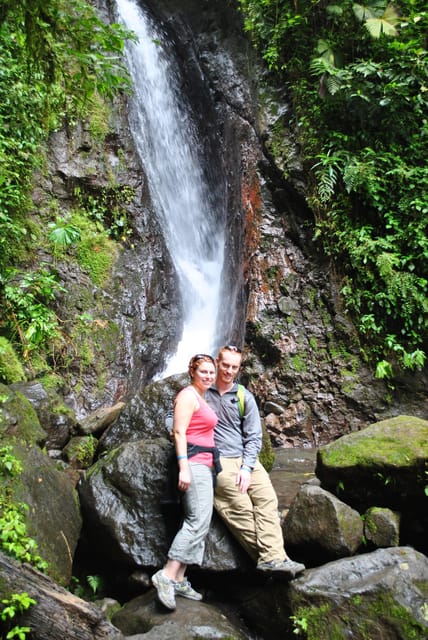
left=238, top=0, right=427, bottom=378
left=0, top=0, right=426, bottom=381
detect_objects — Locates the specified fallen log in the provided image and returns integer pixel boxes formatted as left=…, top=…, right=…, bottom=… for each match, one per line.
left=0, top=552, right=124, bottom=640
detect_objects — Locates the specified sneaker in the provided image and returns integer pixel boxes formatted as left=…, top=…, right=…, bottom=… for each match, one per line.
left=257, top=558, right=306, bottom=577
left=152, top=569, right=176, bottom=610
left=174, top=578, right=203, bottom=601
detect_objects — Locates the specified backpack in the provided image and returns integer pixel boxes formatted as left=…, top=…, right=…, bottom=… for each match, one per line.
left=236, top=383, right=245, bottom=419
left=165, top=384, right=245, bottom=433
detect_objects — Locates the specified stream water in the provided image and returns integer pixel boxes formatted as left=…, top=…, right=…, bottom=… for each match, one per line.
left=115, top=0, right=225, bottom=375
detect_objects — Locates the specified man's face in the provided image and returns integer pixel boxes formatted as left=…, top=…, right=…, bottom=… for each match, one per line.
left=216, top=351, right=242, bottom=386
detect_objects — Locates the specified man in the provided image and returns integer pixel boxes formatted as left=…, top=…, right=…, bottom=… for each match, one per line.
left=205, top=345, right=305, bottom=577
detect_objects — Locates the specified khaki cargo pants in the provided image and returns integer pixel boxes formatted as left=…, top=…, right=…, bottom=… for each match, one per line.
left=214, top=456, right=286, bottom=564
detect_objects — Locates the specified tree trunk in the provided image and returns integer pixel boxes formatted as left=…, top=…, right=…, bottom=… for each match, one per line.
left=0, top=552, right=124, bottom=640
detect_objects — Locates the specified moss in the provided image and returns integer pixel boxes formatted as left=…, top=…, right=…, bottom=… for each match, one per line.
left=64, top=435, right=97, bottom=468
left=0, top=338, right=26, bottom=384
left=259, top=423, right=275, bottom=472
left=291, top=354, right=307, bottom=373
left=88, top=93, right=112, bottom=140
left=69, top=212, right=118, bottom=286
left=0, top=384, right=46, bottom=446
left=319, top=416, right=428, bottom=469
left=309, top=336, right=318, bottom=350
left=292, top=592, right=427, bottom=639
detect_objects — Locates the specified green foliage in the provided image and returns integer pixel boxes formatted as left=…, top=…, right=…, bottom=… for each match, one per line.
left=0, top=592, right=36, bottom=640
left=0, top=447, right=23, bottom=477
left=0, top=0, right=135, bottom=377
left=69, top=574, right=105, bottom=600
left=73, top=185, right=135, bottom=241
left=238, top=0, right=428, bottom=376
left=48, top=221, right=81, bottom=251
left=0, top=447, right=48, bottom=571
left=1, top=267, right=65, bottom=359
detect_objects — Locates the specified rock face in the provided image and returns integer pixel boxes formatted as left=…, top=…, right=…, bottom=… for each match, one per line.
left=25, top=0, right=426, bottom=440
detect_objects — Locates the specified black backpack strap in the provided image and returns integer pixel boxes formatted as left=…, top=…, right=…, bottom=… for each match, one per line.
left=187, top=442, right=222, bottom=475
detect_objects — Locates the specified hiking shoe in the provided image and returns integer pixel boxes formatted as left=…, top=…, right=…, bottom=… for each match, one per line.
left=257, top=558, right=306, bottom=577
left=152, top=569, right=176, bottom=610
left=174, top=578, right=203, bottom=601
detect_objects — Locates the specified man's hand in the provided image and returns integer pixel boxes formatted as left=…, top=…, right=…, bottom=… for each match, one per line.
left=236, top=467, right=251, bottom=493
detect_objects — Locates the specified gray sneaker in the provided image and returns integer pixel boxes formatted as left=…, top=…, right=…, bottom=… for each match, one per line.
left=174, top=578, right=203, bottom=601
left=257, top=558, right=306, bottom=577
left=152, top=569, right=176, bottom=610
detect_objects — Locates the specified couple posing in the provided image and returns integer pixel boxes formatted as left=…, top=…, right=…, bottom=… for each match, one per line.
left=152, top=345, right=305, bottom=610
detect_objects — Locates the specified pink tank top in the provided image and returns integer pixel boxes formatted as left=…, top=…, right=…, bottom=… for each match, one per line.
left=186, top=395, right=218, bottom=467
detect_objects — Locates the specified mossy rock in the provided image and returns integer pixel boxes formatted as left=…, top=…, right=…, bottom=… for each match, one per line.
left=0, top=383, right=46, bottom=446
left=0, top=337, right=26, bottom=384
left=316, top=415, right=428, bottom=511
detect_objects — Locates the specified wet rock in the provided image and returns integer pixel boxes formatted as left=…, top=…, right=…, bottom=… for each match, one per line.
left=364, top=507, right=401, bottom=548
left=78, top=438, right=248, bottom=572
left=316, top=415, right=428, bottom=553
left=235, top=547, right=428, bottom=639
left=78, top=401, right=126, bottom=436
left=283, top=483, right=363, bottom=561
left=112, top=589, right=248, bottom=639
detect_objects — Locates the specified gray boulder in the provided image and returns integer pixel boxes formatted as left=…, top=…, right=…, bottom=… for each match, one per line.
left=78, top=438, right=249, bottom=573
left=283, top=482, right=363, bottom=561
left=288, top=546, right=428, bottom=639
left=0, top=384, right=81, bottom=585
left=316, top=414, right=428, bottom=554
left=364, top=506, right=401, bottom=548
left=112, top=590, right=248, bottom=639
left=236, top=546, right=428, bottom=639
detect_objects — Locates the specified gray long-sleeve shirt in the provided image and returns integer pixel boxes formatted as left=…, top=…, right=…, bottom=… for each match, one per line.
left=205, top=383, right=262, bottom=469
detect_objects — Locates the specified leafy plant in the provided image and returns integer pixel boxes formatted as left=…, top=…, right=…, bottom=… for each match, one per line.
left=1, top=268, right=65, bottom=358
left=0, top=447, right=48, bottom=571
left=0, top=592, right=36, bottom=640
left=48, top=220, right=81, bottom=250
left=237, top=0, right=428, bottom=377
left=290, top=613, right=308, bottom=635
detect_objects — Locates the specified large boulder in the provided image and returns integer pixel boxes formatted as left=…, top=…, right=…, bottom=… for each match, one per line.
left=98, top=374, right=187, bottom=453
left=78, top=438, right=249, bottom=579
left=287, top=547, right=428, bottom=640
left=283, top=482, right=363, bottom=562
left=112, top=590, right=249, bottom=639
left=0, top=385, right=82, bottom=585
left=234, top=546, right=428, bottom=639
left=316, top=415, right=428, bottom=553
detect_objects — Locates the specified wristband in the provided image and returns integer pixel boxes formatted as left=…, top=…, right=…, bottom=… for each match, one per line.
left=177, top=455, right=188, bottom=461
left=241, top=464, right=252, bottom=473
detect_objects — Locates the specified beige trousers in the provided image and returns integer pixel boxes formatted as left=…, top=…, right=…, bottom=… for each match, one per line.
left=214, top=456, right=286, bottom=564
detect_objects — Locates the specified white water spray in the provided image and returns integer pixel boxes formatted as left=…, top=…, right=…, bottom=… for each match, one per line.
left=116, top=0, right=225, bottom=376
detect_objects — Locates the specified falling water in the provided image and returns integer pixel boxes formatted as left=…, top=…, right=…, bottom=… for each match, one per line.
left=115, top=0, right=225, bottom=375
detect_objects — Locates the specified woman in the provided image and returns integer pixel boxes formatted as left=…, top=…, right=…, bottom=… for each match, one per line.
left=152, top=353, right=218, bottom=610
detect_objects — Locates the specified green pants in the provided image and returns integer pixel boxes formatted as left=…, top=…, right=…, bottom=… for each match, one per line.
left=214, top=456, right=286, bottom=564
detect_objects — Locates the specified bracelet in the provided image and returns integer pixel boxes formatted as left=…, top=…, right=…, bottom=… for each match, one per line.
left=177, top=455, right=188, bottom=461
left=241, top=464, right=252, bottom=473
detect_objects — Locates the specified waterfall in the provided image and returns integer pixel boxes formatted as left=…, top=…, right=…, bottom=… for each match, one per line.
left=115, top=0, right=225, bottom=375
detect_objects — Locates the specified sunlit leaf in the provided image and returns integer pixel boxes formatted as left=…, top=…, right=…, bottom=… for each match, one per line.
left=365, top=16, right=398, bottom=37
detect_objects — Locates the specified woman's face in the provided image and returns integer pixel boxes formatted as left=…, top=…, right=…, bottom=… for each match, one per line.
left=191, top=358, right=216, bottom=391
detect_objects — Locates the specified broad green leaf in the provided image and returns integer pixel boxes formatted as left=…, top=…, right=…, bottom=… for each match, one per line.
left=365, top=17, right=398, bottom=37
